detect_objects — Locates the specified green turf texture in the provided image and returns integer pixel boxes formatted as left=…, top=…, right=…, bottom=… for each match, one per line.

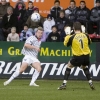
left=0, top=79, right=99, bottom=100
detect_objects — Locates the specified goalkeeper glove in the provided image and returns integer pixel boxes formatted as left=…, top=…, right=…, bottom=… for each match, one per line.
left=81, top=25, right=86, bottom=33
left=64, top=26, right=71, bottom=35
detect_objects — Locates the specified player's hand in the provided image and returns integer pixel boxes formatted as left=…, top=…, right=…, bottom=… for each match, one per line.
left=34, top=47, right=40, bottom=52
left=64, top=26, right=71, bottom=35
left=81, top=25, right=85, bottom=33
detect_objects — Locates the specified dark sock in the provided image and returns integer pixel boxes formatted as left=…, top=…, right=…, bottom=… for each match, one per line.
left=64, top=68, right=71, bottom=80
left=83, top=68, right=91, bottom=80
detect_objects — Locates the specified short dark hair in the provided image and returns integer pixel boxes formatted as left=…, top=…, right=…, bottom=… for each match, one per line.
left=96, top=0, right=100, bottom=3
left=52, top=25, right=58, bottom=30
left=54, top=0, right=60, bottom=4
left=70, top=0, right=76, bottom=4
left=60, top=10, right=65, bottom=14
left=80, top=0, right=86, bottom=4
left=28, top=1, right=33, bottom=4
left=23, top=24, right=28, bottom=28
left=1, top=0, right=6, bottom=1
left=73, top=22, right=81, bottom=31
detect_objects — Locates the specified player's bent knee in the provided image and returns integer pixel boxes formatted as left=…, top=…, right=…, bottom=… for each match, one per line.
left=19, top=63, right=28, bottom=73
left=19, top=68, right=25, bottom=73
left=36, top=66, right=42, bottom=72
left=67, top=62, right=73, bottom=69
left=32, top=62, right=41, bottom=72
left=19, top=67, right=27, bottom=73
left=81, top=65, right=88, bottom=69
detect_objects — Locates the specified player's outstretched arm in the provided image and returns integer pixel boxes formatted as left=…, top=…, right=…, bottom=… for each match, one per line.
left=64, top=26, right=72, bottom=46
left=64, top=35, right=71, bottom=46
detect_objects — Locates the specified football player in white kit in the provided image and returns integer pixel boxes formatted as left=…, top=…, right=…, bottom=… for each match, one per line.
left=4, top=27, right=44, bottom=87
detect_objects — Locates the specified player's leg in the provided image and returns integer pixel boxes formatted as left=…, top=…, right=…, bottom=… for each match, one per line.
left=4, top=56, right=29, bottom=86
left=82, top=55, right=95, bottom=90
left=29, top=61, right=41, bottom=86
left=82, top=65, right=95, bottom=90
left=63, top=62, right=73, bottom=84
left=4, top=62, right=28, bottom=86
left=58, top=61, right=74, bottom=90
left=58, top=56, right=82, bottom=90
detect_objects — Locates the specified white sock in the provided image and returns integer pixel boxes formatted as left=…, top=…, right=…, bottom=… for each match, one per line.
left=7, top=71, right=20, bottom=83
left=30, top=69, right=40, bottom=85
left=89, top=80, right=92, bottom=83
left=63, top=80, right=67, bottom=84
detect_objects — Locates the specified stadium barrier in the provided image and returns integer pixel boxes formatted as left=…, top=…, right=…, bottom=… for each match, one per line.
left=0, top=42, right=100, bottom=80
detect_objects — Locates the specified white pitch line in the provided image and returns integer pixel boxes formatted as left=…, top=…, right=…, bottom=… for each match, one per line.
left=0, top=88, right=38, bottom=90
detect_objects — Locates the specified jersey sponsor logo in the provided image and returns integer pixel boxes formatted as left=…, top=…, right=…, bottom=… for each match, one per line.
left=0, top=61, right=100, bottom=80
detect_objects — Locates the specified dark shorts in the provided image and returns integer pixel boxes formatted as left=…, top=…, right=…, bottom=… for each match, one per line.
left=70, top=55, right=90, bottom=67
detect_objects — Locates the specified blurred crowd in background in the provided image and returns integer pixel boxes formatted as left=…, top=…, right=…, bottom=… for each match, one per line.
left=0, top=0, right=100, bottom=42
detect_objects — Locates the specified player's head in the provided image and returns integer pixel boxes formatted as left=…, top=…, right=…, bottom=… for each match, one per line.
left=73, top=22, right=82, bottom=32
left=35, top=27, right=44, bottom=39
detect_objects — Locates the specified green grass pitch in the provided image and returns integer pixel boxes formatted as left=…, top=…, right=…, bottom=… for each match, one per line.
left=0, top=79, right=100, bottom=100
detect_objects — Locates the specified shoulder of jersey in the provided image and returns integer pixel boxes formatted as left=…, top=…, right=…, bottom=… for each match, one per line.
left=29, top=36, right=36, bottom=39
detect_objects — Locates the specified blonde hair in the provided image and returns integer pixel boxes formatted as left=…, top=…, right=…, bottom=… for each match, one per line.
left=37, top=27, right=44, bottom=31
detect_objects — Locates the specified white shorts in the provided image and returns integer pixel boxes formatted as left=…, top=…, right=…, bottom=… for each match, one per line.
left=22, top=55, right=40, bottom=66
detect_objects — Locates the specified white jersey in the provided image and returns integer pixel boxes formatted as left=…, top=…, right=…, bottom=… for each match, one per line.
left=21, top=36, right=41, bottom=58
